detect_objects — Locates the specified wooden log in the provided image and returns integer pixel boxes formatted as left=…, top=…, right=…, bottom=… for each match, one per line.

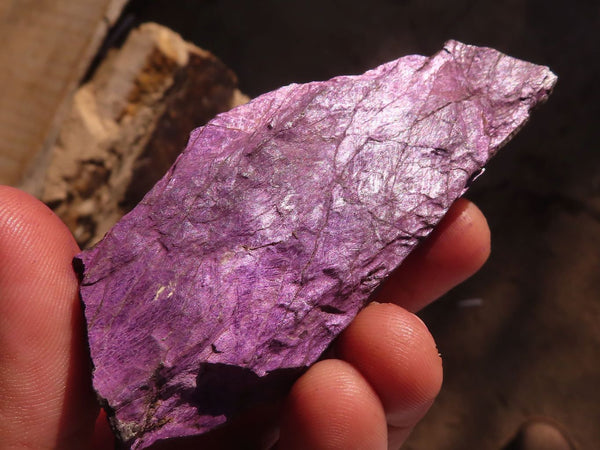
left=40, top=23, right=249, bottom=248
left=0, top=0, right=128, bottom=187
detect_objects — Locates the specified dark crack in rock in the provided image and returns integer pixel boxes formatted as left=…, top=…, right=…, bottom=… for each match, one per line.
left=74, top=40, right=556, bottom=449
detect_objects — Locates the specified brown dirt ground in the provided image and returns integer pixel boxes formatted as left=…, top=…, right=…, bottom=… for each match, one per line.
left=103, top=1, right=600, bottom=448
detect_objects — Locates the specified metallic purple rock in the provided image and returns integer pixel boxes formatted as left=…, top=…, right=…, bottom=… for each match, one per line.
left=75, top=40, right=556, bottom=448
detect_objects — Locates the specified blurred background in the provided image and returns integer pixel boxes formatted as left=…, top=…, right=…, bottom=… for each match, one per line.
left=1, top=1, right=598, bottom=448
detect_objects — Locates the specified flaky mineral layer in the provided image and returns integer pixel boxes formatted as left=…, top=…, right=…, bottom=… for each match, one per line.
left=75, top=40, right=556, bottom=449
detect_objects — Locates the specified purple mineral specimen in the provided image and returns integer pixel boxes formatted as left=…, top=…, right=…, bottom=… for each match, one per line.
left=75, top=41, right=556, bottom=448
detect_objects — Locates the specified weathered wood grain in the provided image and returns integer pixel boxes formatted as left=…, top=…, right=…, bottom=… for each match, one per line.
left=0, top=0, right=128, bottom=187
left=40, top=23, right=248, bottom=247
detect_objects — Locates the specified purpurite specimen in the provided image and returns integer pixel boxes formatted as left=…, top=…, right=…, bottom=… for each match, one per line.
left=75, top=41, right=556, bottom=449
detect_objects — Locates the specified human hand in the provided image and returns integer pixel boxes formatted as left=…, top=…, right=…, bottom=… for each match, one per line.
left=0, top=186, right=489, bottom=449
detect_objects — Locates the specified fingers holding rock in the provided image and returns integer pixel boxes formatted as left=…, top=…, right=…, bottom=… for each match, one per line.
left=336, top=302, right=443, bottom=446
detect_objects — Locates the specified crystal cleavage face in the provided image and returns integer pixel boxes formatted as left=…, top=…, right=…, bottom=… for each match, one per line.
left=74, top=40, right=556, bottom=449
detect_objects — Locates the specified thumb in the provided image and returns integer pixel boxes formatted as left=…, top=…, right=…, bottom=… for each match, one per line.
left=0, top=186, right=98, bottom=448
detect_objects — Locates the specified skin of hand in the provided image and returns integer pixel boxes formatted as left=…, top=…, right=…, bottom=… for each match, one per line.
left=0, top=186, right=489, bottom=449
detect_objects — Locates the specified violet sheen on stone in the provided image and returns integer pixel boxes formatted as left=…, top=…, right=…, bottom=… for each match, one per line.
left=74, top=40, right=556, bottom=449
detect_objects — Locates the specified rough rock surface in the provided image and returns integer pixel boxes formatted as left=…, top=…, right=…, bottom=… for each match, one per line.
left=75, top=40, right=556, bottom=449
left=40, top=23, right=248, bottom=248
